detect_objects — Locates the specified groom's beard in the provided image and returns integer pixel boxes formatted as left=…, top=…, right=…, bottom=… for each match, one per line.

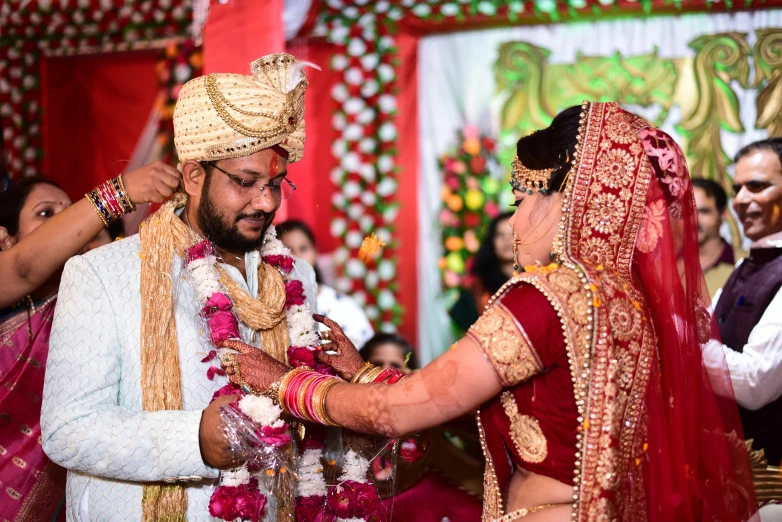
left=197, top=176, right=275, bottom=253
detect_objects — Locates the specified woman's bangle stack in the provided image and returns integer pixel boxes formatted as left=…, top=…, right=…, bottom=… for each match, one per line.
left=352, top=362, right=407, bottom=385
left=278, top=367, right=341, bottom=426
left=86, top=175, right=136, bottom=227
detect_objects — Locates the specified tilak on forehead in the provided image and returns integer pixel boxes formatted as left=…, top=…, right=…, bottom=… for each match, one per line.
left=173, top=53, right=319, bottom=166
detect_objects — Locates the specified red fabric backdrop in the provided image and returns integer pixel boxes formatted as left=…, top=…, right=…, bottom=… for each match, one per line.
left=42, top=50, right=159, bottom=201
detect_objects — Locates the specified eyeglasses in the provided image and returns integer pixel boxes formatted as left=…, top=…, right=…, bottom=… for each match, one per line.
left=208, top=163, right=297, bottom=202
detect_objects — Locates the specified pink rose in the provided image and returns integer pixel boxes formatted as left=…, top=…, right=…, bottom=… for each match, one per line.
left=288, top=346, right=316, bottom=368
left=257, top=424, right=291, bottom=447
left=201, top=293, right=233, bottom=318
left=208, top=486, right=232, bottom=518
left=295, top=495, right=335, bottom=522
left=208, top=310, right=240, bottom=345
left=263, top=254, right=295, bottom=274
left=352, top=482, right=379, bottom=518
left=201, top=350, right=217, bottom=363
left=399, top=438, right=424, bottom=463
left=284, top=280, right=306, bottom=309
left=186, top=239, right=215, bottom=263
left=326, top=483, right=354, bottom=518
left=225, top=480, right=266, bottom=522
left=206, top=366, right=226, bottom=381
left=211, top=383, right=242, bottom=403
left=314, top=363, right=335, bottom=376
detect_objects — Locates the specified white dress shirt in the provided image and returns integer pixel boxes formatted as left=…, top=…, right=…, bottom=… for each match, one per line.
left=317, top=284, right=374, bottom=349
left=41, top=234, right=317, bottom=521
left=703, top=262, right=782, bottom=411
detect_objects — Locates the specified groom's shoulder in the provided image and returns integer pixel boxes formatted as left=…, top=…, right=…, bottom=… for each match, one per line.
left=70, top=234, right=142, bottom=279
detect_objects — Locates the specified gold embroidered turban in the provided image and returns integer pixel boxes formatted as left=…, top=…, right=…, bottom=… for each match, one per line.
left=173, top=53, right=312, bottom=164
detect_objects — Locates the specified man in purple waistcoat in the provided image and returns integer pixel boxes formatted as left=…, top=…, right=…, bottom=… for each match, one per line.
left=704, top=138, right=782, bottom=467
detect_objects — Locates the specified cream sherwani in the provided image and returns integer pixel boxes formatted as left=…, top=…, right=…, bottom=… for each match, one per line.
left=41, top=233, right=317, bottom=521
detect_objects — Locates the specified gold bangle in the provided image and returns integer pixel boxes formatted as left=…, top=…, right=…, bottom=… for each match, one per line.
left=86, top=190, right=110, bottom=227
left=115, top=174, right=136, bottom=212
left=296, top=375, right=319, bottom=422
left=312, top=378, right=341, bottom=426
left=351, top=362, right=377, bottom=383
left=357, top=366, right=384, bottom=384
left=278, top=367, right=310, bottom=414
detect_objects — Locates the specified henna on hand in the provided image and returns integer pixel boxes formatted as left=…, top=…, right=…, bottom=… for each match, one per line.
left=219, top=339, right=289, bottom=392
left=313, top=314, right=366, bottom=380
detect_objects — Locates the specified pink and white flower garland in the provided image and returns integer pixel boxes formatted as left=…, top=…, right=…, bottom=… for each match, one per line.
left=326, top=449, right=378, bottom=522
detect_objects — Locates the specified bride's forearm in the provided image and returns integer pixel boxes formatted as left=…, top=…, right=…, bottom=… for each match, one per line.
left=324, top=338, right=503, bottom=437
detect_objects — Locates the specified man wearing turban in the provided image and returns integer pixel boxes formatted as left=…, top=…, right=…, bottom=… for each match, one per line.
left=41, top=53, right=318, bottom=521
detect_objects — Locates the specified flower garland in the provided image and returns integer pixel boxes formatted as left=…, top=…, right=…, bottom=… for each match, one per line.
left=437, top=126, right=505, bottom=291
left=327, top=450, right=378, bottom=522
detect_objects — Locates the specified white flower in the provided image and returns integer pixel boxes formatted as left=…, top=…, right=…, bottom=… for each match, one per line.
left=361, top=53, right=380, bottom=71
left=331, top=218, right=347, bottom=237
left=332, top=113, right=346, bottom=131
left=347, top=38, right=367, bottom=57
left=380, top=322, right=397, bottom=333
left=344, top=97, right=365, bottom=115
left=332, top=54, right=348, bottom=70
left=339, top=450, right=371, bottom=483
left=378, top=63, right=395, bottom=83
left=347, top=203, right=364, bottom=220
left=440, top=3, right=459, bottom=15
left=329, top=25, right=349, bottom=44
left=334, top=247, right=350, bottom=264
left=343, top=124, right=363, bottom=141
left=378, top=36, right=395, bottom=51
left=378, top=260, right=396, bottom=280
left=346, top=259, right=367, bottom=278
left=359, top=138, right=377, bottom=154
left=401, top=0, right=416, bottom=6
left=221, top=466, right=251, bottom=487
left=359, top=214, right=375, bottom=232
left=378, top=123, right=397, bottom=142
left=357, top=108, right=376, bottom=125
left=354, top=0, right=369, bottom=5
left=330, top=167, right=346, bottom=186
left=24, top=149, right=36, bottom=161
left=346, top=230, right=364, bottom=248
left=343, top=180, right=362, bottom=199
left=331, top=83, right=349, bottom=102
left=411, top=2, right=430, bottom=15
left=331, top=139, right=347, bottom=158
left=332, top=191, right=347, bottom=208
left=378, top=94, right=396, bottom=114
left=374, top=0, right=390, bottom=12
left=383, top=205, right=399, bottom=223
left=477, top=1, right=497, bottom=15
left=297, top=449, right=328, bottom=497
left=509, top=1, right=526, bottom=12
left=238, top=395, right=282, bottom=427
left=365, top=304, right=379, bottom=318
left=378, top=155, right=394, bottom=173
left=358, top=13, right=375, bottom=28
left=342, top=6, right=359, bottom=18
left=362, top=27, right=377, bottom=41
left=345, top=67, right=363, bottom=85
left=378, top=290, right=395, bottom=310
left=361, top=190, right=377, bottom=206
left=376, top=178, right=397, bottom=197
left=335, top=277, right=352, bottom=293
left=341, top=152, right=360, bottom=172
left=352, top=290, right=367, bottom=306
left=387, top=7, right=403, bottom=19
left=326, top=0, right=342, bottom=8
left=359, top=163, right=376, bottom=182
left=360, top=80, right=378, bottom=97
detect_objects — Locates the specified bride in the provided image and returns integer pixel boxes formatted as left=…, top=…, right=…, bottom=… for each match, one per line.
left=220, top=102, right=757, bottom=521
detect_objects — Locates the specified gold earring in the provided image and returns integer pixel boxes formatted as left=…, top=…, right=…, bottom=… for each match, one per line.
left=513, top=230, right=520, bottom=273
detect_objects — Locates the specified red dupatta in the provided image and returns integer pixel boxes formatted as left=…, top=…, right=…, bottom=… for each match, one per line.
left=560, top=102, right=756, bottom=521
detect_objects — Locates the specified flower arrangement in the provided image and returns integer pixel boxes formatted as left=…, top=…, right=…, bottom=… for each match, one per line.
left=437, top=125, right=505, bottom=291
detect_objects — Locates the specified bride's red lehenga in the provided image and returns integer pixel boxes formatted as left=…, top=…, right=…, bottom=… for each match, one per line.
left=467, top=102, right=756, bottom=521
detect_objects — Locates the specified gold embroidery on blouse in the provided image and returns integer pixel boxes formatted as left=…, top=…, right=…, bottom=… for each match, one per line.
left=477, top=411, right=503, bottom=522
left=501, top=392, right=548, bottom=464
left=468, top=304, right=542, bottom=387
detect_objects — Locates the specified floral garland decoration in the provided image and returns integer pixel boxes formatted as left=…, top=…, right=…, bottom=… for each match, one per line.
left=327, top=449, right=379, bottom=522
left=438, top=125, right=505, bottom=291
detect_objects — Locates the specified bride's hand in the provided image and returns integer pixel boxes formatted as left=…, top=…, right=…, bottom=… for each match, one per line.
left=219, top=339, right=289, bottom=392
left=313, top=314, right=366, bottom=381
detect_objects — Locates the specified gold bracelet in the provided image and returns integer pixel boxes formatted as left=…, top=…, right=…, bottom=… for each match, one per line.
left=312, top=378, right=341, bottom=426
left=115, top=174, right=136, bottom=213
left=357, top=366, right=384, bottom=384
left=278, top=367, right=310, bottom=413
left=352, top=362, right=377, bottom=383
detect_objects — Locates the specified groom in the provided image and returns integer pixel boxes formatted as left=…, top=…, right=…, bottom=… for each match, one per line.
left=41, top=53, right=317, bottom=521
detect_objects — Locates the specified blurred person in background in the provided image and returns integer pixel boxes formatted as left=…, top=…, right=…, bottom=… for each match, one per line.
left=0, top=163, right=179, bottom=521
left=449, top=211, right=514, bottom=332
left=359, top=332, right=416, bottom=372
left=705, top=138, right=782, bottom=470
left=692, top=177, right=738, bottom=298
left=278, top=219, right=374, bottom=348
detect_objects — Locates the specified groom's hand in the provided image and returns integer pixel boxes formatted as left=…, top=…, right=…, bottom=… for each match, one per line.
left=219, top=339, right=289, bottom=391
left=199, top=394, right=239, bottom=469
